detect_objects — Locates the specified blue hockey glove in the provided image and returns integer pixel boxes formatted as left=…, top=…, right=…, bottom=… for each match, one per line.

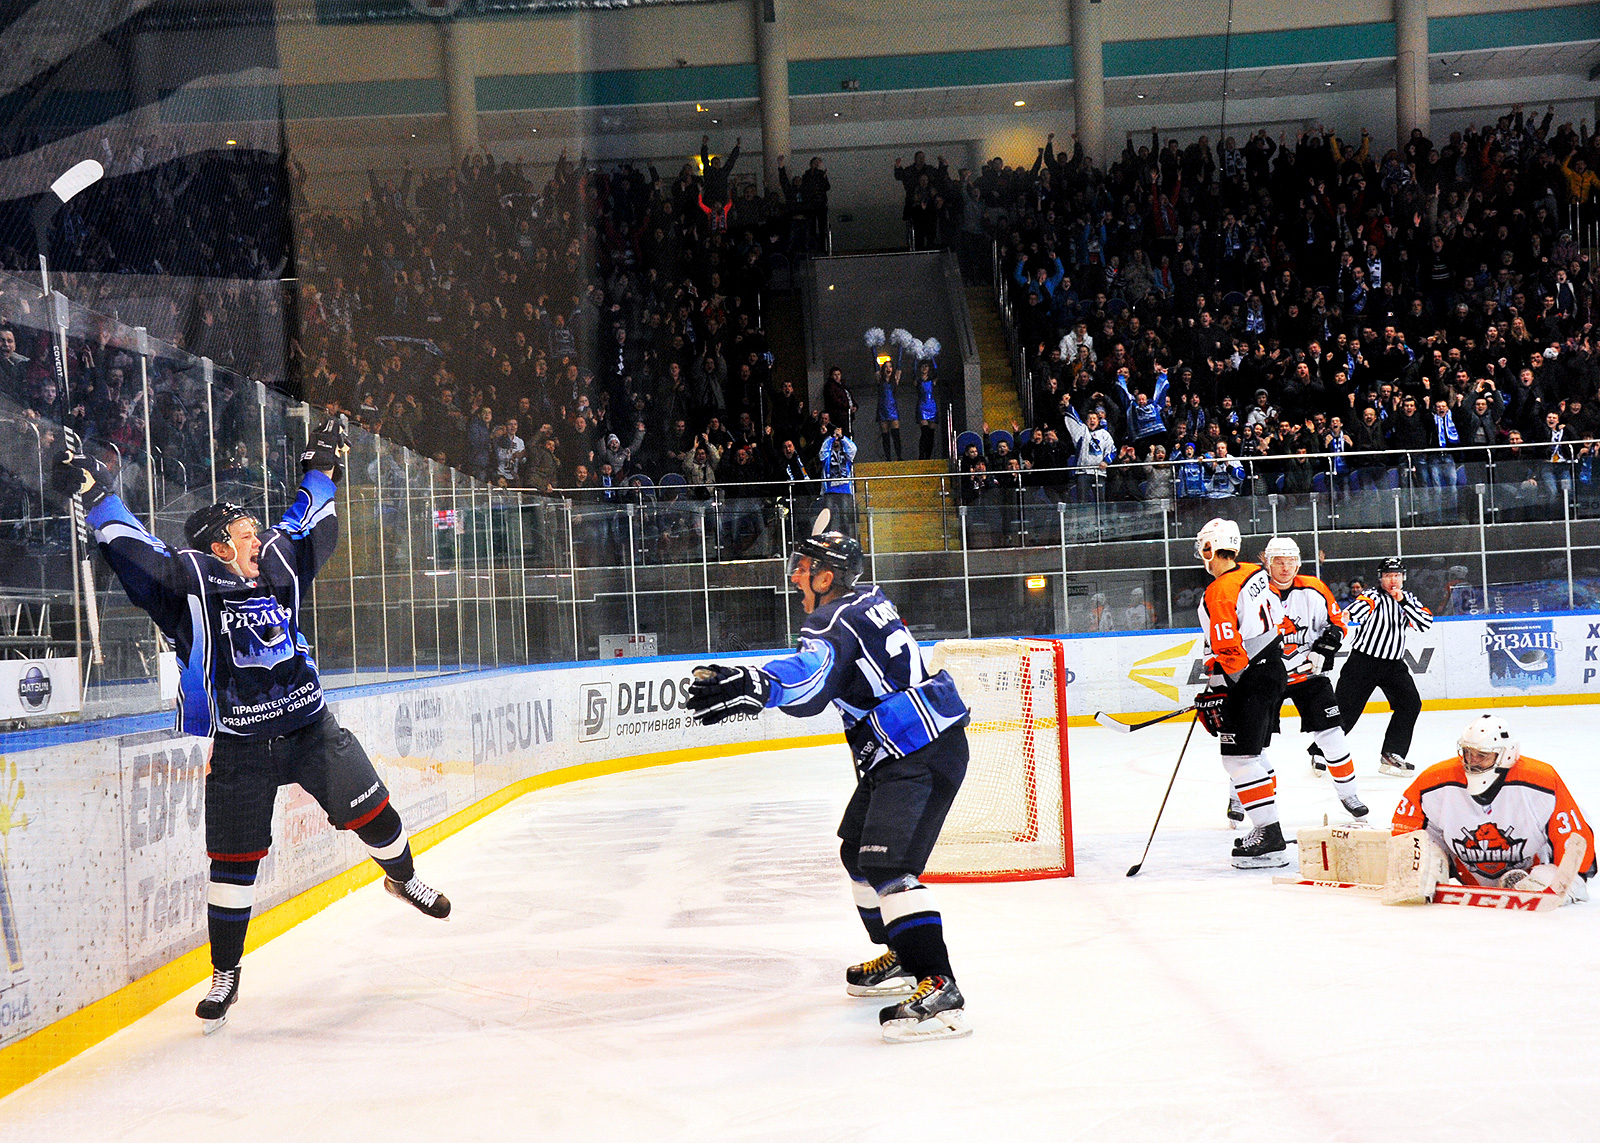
left=685, top=664, right=773, bottom=725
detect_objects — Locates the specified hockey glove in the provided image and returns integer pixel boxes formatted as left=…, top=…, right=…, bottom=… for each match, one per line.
left=1309, top=627, right=1342, bottom=672
left=1194, top=687, right=1227, bottom=737
left=49, top=451, right=108, bottom=510
left=300, top=415, right=350, bottom=482
left=684, top=664, right=774, bottom=725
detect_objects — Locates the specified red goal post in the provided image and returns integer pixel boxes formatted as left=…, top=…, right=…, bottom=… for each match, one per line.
left=921, top=637, right=1073, bottom=882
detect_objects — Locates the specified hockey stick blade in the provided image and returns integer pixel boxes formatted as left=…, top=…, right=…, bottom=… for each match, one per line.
left=1096, top=706, right=1195, bottom=734
left=1127, top=716, right=1200, bottom=877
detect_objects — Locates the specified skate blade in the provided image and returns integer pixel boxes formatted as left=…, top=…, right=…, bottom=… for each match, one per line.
left=1231, top=851, right=1291, bottom=869
left=881, top=1011, right=972, bottom=1044
left=1226, top=814, right=1246, bottom=831
left=200, top=1014, right=229, bottom=1036
left=847, top=979, right=917, bottom=998
left=1378, top=763, right=1413, bottom=777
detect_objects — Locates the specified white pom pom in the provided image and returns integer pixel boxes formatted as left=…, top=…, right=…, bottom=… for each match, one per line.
left=908, top=339, right=925, bottom=360
left=922, top=338, right=941, bottom=358
left=864, top=327, right=885, bottom=348
left=890, top=327, right=912, bottom=348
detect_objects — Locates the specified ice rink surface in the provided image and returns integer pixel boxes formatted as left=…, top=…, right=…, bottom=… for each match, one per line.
left=6, top=707, right=1600, bottom=1142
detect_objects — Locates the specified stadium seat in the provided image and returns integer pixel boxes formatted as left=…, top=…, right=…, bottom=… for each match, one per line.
left=955, top=430, right=983, bottom=459
left=987, top=430, right=1014, bottom=455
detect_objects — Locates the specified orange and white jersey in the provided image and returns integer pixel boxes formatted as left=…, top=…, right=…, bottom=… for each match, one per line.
left=1199, top=562, right=1284, bottom=680
left=1272, top=574, right=1348, bottom=685
left=1392, top=756, right=1597, bottom=887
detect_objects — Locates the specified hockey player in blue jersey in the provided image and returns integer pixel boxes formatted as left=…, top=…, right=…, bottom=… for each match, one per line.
left=685, top=529, right=973, bottom=1043
left=51, top=418, right=449, bottom=1033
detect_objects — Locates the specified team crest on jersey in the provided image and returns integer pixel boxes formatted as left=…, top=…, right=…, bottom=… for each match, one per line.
left=219, top=597, right=295, bottom=670
left=1452, top=822, right=1528, bottom=878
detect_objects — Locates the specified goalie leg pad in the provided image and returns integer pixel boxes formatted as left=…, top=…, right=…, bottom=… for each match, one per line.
left=1296, top=826, right=1389, bottom=885
left=1382, top=829, right=1450, bottom=906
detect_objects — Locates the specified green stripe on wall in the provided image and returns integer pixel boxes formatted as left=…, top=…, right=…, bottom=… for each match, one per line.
left=1430, top=4, right=1600, bottom=52
left=1105, top=23, right=1395, bottom=77
left=476, top=63, right=756, bottom=112
left=284, top=78, right=444, bottom=119
left=789, top=45, right=1073, bottom=96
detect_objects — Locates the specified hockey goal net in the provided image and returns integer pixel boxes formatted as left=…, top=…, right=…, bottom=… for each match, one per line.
left=921, top=638, right=1072, bottom=882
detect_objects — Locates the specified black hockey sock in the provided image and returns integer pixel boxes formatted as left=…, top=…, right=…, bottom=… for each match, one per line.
left=919, top=425, right=935, bottom=459
left=354, top=803, right=415, bottom=883
left=890, top=428, right=903, bottom=460
left=876, top=876, right=953, bottom=979
left=207, top=859, right=260, bottom=971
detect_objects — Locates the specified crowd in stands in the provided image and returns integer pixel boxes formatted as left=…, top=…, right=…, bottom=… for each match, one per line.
left=917, top=106, right=1600, bottom=516
left=288, top=137, right=845, bottom=508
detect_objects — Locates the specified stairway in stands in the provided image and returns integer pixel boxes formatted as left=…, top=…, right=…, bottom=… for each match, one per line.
left=966, top=285, right=1024, bottom=433
left=857, top=460, right=947, bottom=553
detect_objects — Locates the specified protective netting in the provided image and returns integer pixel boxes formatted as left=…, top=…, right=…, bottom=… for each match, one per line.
left=923, top=638, right=1072, bottom=882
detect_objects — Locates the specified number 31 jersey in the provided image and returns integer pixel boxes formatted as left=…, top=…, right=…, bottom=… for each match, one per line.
left=1392, top=756, right=1597, bottom=886
left=761, top=585, right=970, bottom=770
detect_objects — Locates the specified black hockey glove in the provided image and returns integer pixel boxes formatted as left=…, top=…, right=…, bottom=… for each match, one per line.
left=49, top=451, right=108, bottom=510
left=685, top=664, right=774, bottom=725
left=1194, top=687, right=1227, bottom=737
left=300, top=415, right=349, bottom=482
left=1309, top=627, right=1342, bottom=671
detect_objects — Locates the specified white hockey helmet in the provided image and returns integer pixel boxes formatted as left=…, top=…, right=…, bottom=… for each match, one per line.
left=1457, top=714, right=1519, bottom=795
left=1261, top=536, right=1301, bottom=586
left=1194, top=517, right=1242, bottom=562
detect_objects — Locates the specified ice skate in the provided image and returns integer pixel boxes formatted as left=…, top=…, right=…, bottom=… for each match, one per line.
left=1231, top=822, right=1289, bottom=868
left=385, top=875, right=452, bottom=919
left=1379, top=753, right=1415, bottom=777
left=879, top=975, right=971, bottom=1043
left=1226, top=795, right=1246, bottom=829
left=196, top=966, right=239, bottom=1034
left=846, top=948, right=916, bottom=997
left=1340, top=793, right=1370, bottom=822
left=1308, top=742, right=1328, bottom=775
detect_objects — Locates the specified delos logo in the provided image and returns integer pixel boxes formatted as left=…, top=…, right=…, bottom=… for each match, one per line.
left=16, top=666, right=50, bottom=713
left=1482, top=619, right=1559, bottom=691
left=579, top=685, right=610, bottom=742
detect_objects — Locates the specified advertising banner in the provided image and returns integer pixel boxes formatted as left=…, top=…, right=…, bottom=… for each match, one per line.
left=0, top=659, right=82, bottom=720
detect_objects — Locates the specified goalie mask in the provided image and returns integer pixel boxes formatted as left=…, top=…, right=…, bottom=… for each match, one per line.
left=1261, top=536, right=1301, bottom=588
left=1194, top=517, right=1241, bottom=563
left=1458, top=713, right=1519, bottom=796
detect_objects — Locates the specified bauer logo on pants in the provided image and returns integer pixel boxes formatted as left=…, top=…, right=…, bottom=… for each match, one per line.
left=1481, top=619, right=1559, bottom=690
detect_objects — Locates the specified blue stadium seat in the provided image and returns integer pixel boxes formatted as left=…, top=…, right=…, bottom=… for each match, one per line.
left=955, top=430, right=983, bottom=459
left=988, top=430, right=1014, bottom=455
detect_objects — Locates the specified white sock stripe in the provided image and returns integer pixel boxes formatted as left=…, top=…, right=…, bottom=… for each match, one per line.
left=850, top=879, right=881, bottom=910
left=207, top=881, right=256, bottom=909
left=366, top=829, right=409, bottom=862
left=878, top=885, right=939, bottom=926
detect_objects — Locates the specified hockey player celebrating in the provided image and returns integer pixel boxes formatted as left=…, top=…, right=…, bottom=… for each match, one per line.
left=684, top=530, right=973, bottom=1043
left=1260, top=537, right=1369, bottom=822
left=1193, top=518, right=1290, bottom=868
left=51, top=419, right=450, bottom=1033
left=1391, top=714, right=1595, bottom=900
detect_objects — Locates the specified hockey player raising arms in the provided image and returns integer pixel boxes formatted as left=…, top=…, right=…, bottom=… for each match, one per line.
left=51, top=420, right=450, bottom=1033
left=1193, top=518, right=1290, bottom=868
left=1392, top=714, right=1595, bottom=900
left=1260, top=537, right=1369, bottom=823
left=684, top=530, right=973, bottom=1043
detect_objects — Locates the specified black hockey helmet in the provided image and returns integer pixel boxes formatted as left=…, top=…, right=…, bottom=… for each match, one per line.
left=185, top=502, right=259, bottom=551
left=788, top=531, right=863, bottom=591
left=1377, top=556, right=1405, bottom=576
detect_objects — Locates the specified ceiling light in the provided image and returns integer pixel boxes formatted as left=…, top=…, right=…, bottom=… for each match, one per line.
left=711, top=118, right=718, bottom=124
left=1014, top=100, right=1026, bottom=107
left=1324, top=81, right=1333, bottom=87
left=1451, top=70, right=1461, bottom=77
left=833, top=111, right=840, bottom=117
left=226, top=139, right=236, bottom=145
left=1136, top=94, right=1146, bottom=100
left=696, top=103, right=707, bottom=112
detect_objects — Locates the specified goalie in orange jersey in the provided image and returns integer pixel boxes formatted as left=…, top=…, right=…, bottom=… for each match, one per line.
left=1391, top=714, right=1596, bottom=902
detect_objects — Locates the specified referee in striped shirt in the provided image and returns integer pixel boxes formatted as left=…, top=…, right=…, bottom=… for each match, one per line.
left=1334, top=556, right=1434, bottom=775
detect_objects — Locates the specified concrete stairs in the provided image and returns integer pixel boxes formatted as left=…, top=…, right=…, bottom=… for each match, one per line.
left=966, top=285, right=1023, bottom=433
left=858, top=459, right=948, bottom=554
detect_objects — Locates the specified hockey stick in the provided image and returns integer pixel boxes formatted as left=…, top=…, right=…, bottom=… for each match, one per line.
left=1126, top=715, right=1200, bottom=877
left=61, top=424, right=103, bottom=667
left=1095, top=705, right=1195, bottom=734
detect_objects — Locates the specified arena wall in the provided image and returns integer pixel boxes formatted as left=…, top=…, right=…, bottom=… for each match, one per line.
left=0, top=610, right=1594, bottom=1093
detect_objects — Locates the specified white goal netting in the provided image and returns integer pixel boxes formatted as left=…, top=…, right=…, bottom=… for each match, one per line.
left=922, top=638, right=1073, bottom=881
